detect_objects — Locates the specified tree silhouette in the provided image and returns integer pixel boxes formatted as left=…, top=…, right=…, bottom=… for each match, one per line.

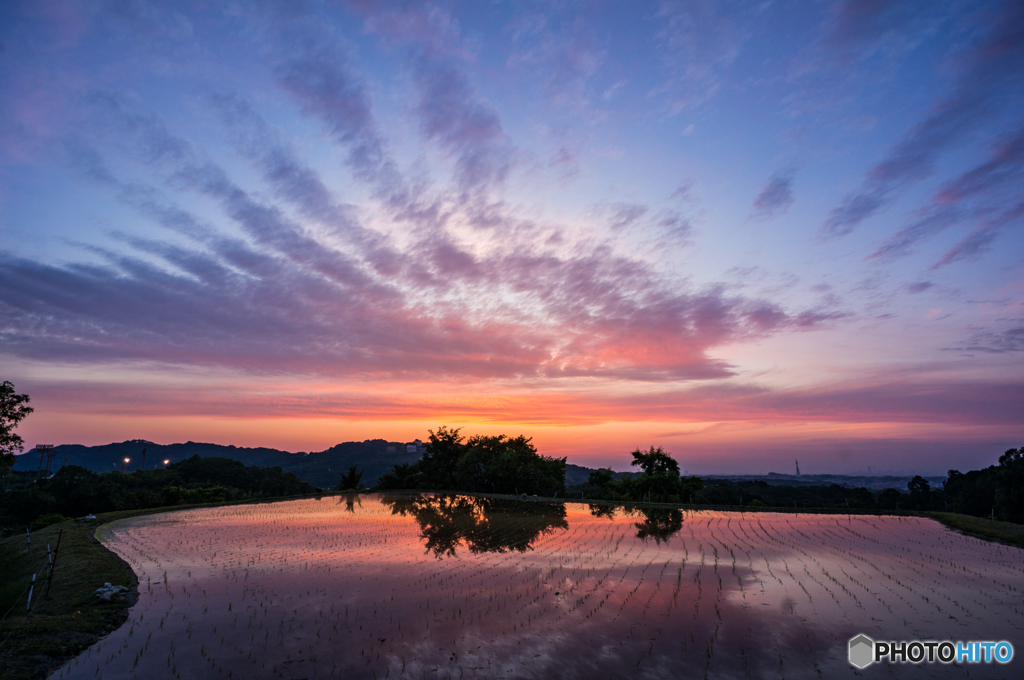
left=0, top=381, right=33, bottom=475
left=907, top=475, right=931, bottom=509
left=377, top=426, right=566, bottom=496
left=630, top=446, right=685, bottom=501
left=588, top=468, right=615, bottom=488
left=335, top=464, right=364, bottom=491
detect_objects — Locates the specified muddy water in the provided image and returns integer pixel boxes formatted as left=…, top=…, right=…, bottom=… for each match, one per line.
left=52, top=494, right=1023, bottom=679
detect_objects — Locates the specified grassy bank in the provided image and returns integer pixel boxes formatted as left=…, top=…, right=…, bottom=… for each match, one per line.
left=923, top=511, right=1024, bottom=549
left=0, top=513, right=137, bottom=680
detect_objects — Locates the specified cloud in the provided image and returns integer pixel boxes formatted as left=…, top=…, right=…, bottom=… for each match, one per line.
left=749, top=172, right=794, bottom=221
left=905, top=281, right=934, bottom=294
left=506, top=11, right=603, bottom=115
left=959, top=326, right=1024, bottom=354
left=655, top=211, right=692, bottom=241
left=929, top=222, right=1000, bottom=268
left=0, top=235, right=835, bottom=383
left=603, top=202, right=648, bottom=231
left=18, top=373, right=1023, bottom=433
left=209, top=94, right=392, bottom=255
left=7, top=98, right=842, bottom=385
left=823, top=0, right=1024, bottom=236
left=817, top=0, right=924, bottom=59
left=361, top=4, right=515, bottom=193
left=650, top=0, right=746, bottom=113
left=871, top=122, right=1024, bottom=261
left=272, top=45, right=407, bottom=204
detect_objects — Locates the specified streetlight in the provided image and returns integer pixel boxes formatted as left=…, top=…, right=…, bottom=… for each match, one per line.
left=164, top=459, right=170, bottom=468
left=122, top=457, right=130, bottom=473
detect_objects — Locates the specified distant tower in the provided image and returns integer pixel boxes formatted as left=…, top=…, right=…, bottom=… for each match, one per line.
left=795, top=459, right=801, bottom=477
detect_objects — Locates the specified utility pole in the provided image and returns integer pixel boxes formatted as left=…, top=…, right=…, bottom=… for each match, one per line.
left=140, top=448, right=147, bottom=471
left=34, top=445, right=54, bottom=478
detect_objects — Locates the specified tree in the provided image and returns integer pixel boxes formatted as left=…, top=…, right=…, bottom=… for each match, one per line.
left=417, top=426, right=465, bottom=489
left=1, top=381, right=33, bottom=474
left=335, top=464, right=364, bottom=491
left=630, top=446, right=682, bottom=501
left=588, top=468, right=615, bottom=488
left=630, top=446, right=680, bottom=477
left=375, top=463, right=419, bottom=490
left=877, top=488, right=903, bottom=510
left=454, top=434, right=565, bottom=496
left=378, top=427, right=567, bottom=496
left=996, top=446, right=1024, bottom=522
left=907, top=475, right=931, bottom=509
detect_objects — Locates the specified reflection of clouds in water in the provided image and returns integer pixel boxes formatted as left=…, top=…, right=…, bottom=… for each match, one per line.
left=54, top=497, right=1024, bottom=680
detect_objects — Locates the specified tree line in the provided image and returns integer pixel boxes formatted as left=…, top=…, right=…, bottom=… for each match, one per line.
left=566, top=447, right=1024, bottom=522
left=1, top=455, right=316, bottom=528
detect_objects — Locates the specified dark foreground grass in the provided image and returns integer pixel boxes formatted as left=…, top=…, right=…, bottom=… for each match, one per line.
left=0, top=513, right=138, bottom=680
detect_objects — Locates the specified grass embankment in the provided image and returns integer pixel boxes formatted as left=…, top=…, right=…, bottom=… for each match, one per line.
left=923, top=512, right=1024, bottom=549
left=0, top=513, right=137, bottom=680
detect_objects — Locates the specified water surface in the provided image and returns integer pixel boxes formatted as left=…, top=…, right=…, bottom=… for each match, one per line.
left=53, top=494, right=1023, bottom=679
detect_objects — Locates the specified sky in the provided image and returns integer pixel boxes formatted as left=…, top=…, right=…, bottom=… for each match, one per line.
left=1, top=0, right=1022, bottom=474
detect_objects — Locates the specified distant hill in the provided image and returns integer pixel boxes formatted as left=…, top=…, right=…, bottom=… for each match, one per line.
left=702, top=473, right=946, bottom=491
left=15, top=442, right=937, bottom=492
left=13, top=439, right=424, bottom=490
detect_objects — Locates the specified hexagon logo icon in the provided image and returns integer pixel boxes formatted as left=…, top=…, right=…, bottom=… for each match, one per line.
left=849, top=634, right=874, bottom=669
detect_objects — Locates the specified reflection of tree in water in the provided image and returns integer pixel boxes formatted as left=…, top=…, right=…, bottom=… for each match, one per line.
left=630, top=507, right=683, bottom=543
left=381, top=494, right=568, bottom=557
left=588, top=503, right=616, bottom=519
left=340, top=492, right=362, bottom=513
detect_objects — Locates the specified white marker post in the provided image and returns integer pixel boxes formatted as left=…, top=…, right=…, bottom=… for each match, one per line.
left=26, top=573, right=36, bottom=613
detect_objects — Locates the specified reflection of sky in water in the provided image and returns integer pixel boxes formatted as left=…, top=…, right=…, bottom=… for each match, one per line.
left=51, top=495, right=1024, bottom=679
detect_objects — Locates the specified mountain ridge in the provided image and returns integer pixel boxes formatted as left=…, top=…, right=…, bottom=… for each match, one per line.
left=13, top=439, right=599, bottom=489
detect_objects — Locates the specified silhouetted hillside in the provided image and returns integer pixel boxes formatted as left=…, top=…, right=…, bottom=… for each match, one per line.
left=13, top=439, right=424, bottom=489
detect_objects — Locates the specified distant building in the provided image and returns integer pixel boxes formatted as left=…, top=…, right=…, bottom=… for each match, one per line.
left=406, top=439, right=425, bottom=455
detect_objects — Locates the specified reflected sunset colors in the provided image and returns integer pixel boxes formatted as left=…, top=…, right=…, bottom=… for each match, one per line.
left=53, top=495, right=1024, bottom=680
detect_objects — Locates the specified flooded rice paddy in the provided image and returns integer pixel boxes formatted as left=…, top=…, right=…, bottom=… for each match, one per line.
left=54, top=494, right=1023, bottom=679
